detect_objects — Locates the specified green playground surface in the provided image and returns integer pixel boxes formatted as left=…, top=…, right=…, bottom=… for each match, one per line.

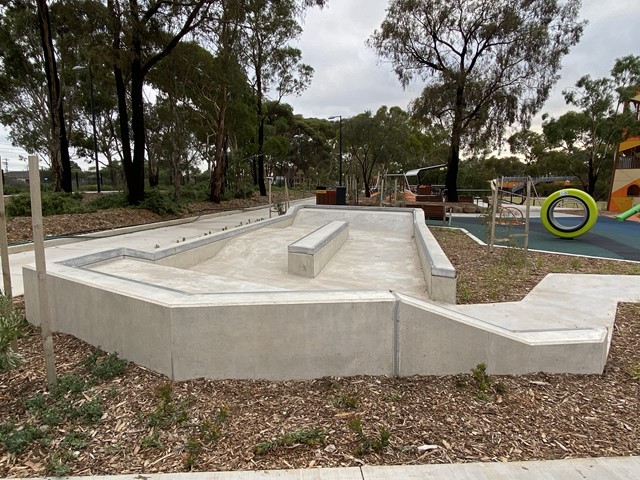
left=436, top=215, right=640, bottom=262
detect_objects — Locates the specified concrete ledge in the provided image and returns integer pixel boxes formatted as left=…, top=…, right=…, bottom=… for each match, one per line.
left=288, top=220, right=348, bottom=277
left=412, top=209, right=457, bottom=303
left=24, top=263, right=396, bottom=380
left=24, top=261, right=614, bottom=379
left=395, top=293, right=608, bottom=375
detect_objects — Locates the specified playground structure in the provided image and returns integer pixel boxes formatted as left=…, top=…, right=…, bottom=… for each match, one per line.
left=608, top=93, right=640, bottom=220
left=487, top=177, right=532, bottom=253
left=540, top=188, right=599, bottom=239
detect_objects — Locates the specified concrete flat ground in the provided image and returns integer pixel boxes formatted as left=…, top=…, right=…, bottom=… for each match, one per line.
left=6, top=456, right=640, bottom=480
left=91, top=207, right=430, bottom=299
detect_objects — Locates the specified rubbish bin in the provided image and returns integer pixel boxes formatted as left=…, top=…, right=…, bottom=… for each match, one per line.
left=325, top=189, right=337, bottom=205
left=336, top=186, right=346, bottom=205
left=316, top=186, right=327, bottom=205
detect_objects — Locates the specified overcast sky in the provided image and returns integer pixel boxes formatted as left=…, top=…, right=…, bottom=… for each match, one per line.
left=1, top=0, right=638, bottom=171
left=289, top=0, right=640, bottom=125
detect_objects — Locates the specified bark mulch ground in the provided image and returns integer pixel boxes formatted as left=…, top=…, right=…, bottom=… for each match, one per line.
left=0, top=209, right=639, bottom=477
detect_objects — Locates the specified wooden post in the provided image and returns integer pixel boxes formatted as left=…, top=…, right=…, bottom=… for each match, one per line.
left=524, top=177, right=532, bottom=255
left=28, top=155, right=57, bottom=389
left=0, top=171, right=11, bottom=299
left=488, top=179, right=499, bottom=253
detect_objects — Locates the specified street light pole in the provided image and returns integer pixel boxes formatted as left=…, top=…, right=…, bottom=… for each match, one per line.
left=73, top=64, right=100, bottom=193
left=328, top=115, right=343, bottom=186
left=88, top=65, right=100, bottom=193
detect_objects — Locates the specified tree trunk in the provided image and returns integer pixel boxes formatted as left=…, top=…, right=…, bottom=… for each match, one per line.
left=127, top=38, right=146, bottom=205
left=587, top=155, right=596, bottom=196
left=445, top=85, right=465, bottom=202
left=36, top=0, right=72, bottom=193
left=210, top=86, right=228, bottom=203
left=146, top=128, right=159, bottom=187
left=171, top=157, right=181, bottom=203
left=109, top=0, right=133, bottom=196
left=257, top=118, right=267, bottom=195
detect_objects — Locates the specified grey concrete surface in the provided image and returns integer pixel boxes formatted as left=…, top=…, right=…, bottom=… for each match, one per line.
left=9, top=456, right=640, bottom=479
left=19, top=202, right=638, bottom=379
left=288, top=220, right=349, bottom=277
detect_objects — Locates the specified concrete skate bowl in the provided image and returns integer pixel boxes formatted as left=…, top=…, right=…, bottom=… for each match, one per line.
left=24, top=205, right=612, bottom=380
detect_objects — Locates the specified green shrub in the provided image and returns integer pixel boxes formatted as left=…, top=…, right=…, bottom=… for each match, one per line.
left=78, top=350, right=128, bottom=385
left=0, top=294, right=25, bottom=372
left=85, top=193, right=129, bottom=210
left=5, top=193, right=31, bottom=217
left=6, top=192, right=88, bottom=217
left=0, top=422, right=45, bottom=454
left=233, top=186, right=255, bottom=199
left=138, top=189, right=182, bottom=216
left=179, top=184, right=209, bottom=203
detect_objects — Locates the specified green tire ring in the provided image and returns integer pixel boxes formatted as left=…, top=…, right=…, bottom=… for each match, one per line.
left=541, top=189, right=598, bottom=239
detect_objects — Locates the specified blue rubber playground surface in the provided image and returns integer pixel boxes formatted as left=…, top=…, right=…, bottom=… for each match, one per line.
left=446, top=215, right=640, bottom=261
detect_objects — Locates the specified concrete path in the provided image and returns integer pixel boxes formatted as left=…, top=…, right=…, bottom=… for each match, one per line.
left=9, top=456, right=640, bottom=479
left=4, top=199, right=316, bottom=297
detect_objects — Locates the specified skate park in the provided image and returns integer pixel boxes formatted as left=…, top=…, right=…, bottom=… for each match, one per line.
left=17, top=197, right=639, bottom=382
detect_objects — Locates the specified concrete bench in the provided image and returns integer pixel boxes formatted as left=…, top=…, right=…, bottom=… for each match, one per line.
left=288, top=220, right=349, bottom=278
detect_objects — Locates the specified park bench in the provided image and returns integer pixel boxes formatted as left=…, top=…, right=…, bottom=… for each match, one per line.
left=406, top=202, right=451, bottom=225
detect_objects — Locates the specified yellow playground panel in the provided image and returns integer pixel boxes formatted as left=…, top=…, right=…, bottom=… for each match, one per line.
left=608, top=94, right=640, bottom=215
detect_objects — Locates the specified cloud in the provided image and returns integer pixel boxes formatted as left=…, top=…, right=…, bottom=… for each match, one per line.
left=290, top=0, right=640, bottom=130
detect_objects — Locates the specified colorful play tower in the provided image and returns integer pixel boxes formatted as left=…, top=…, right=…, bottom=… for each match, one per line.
left=608, top=93, right=640, bottom=215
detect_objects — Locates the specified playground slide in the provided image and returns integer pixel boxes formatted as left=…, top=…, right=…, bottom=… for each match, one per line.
left=616, top=203, right=640, bottom=222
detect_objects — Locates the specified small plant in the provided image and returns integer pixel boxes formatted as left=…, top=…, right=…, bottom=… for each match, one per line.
left=0, top=421, right=45, bottom=454
left=383, top=392, right=401, bottom=403
left=183, top=437, right=202, bottom=470
left=80, top=349, right=128, bottom=382
left=468, top=363, right=507, bottom=401
left=74, top=400, right=104, bottom=424
left=52, top=373, right=86, bottom=397
left=333, top=394, right=359, bottom=409
left=198, top=420, right=221, bottom=445
left=45, top=451, right=73, bottom=477
left=471, top=363, right=492, bottom=394
left=0, top=294, right=25, bottom=372
left=255, top=428, right=326, bottom=455
left=626, top=365, right=640, bottom=380
left=569, top=257, right=582, bottom=270
left=146, top=384, right=189, bottom=428
left=457, top=280, right=472, bottom=304
left=62, top=431, right=90, bottom=450
left=140, top=431, right=163, bottom=450
left=347, top=416, right=390, bottom=455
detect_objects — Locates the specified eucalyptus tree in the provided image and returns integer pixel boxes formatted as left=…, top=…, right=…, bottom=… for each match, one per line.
left=202, top=0, right=251, bottom=203
left=52, top=0, right=123, bottom=187
left=0, top=0, right=72, bottom=191
left=240, top=0, right=321, bottom=196
left=369, top=0, right=585, bottom=201
left=543, top=58, right=640, bottom=198
left=35, top=0, right=73, bottom=191
left=106, top=0, right=216, bottom=204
